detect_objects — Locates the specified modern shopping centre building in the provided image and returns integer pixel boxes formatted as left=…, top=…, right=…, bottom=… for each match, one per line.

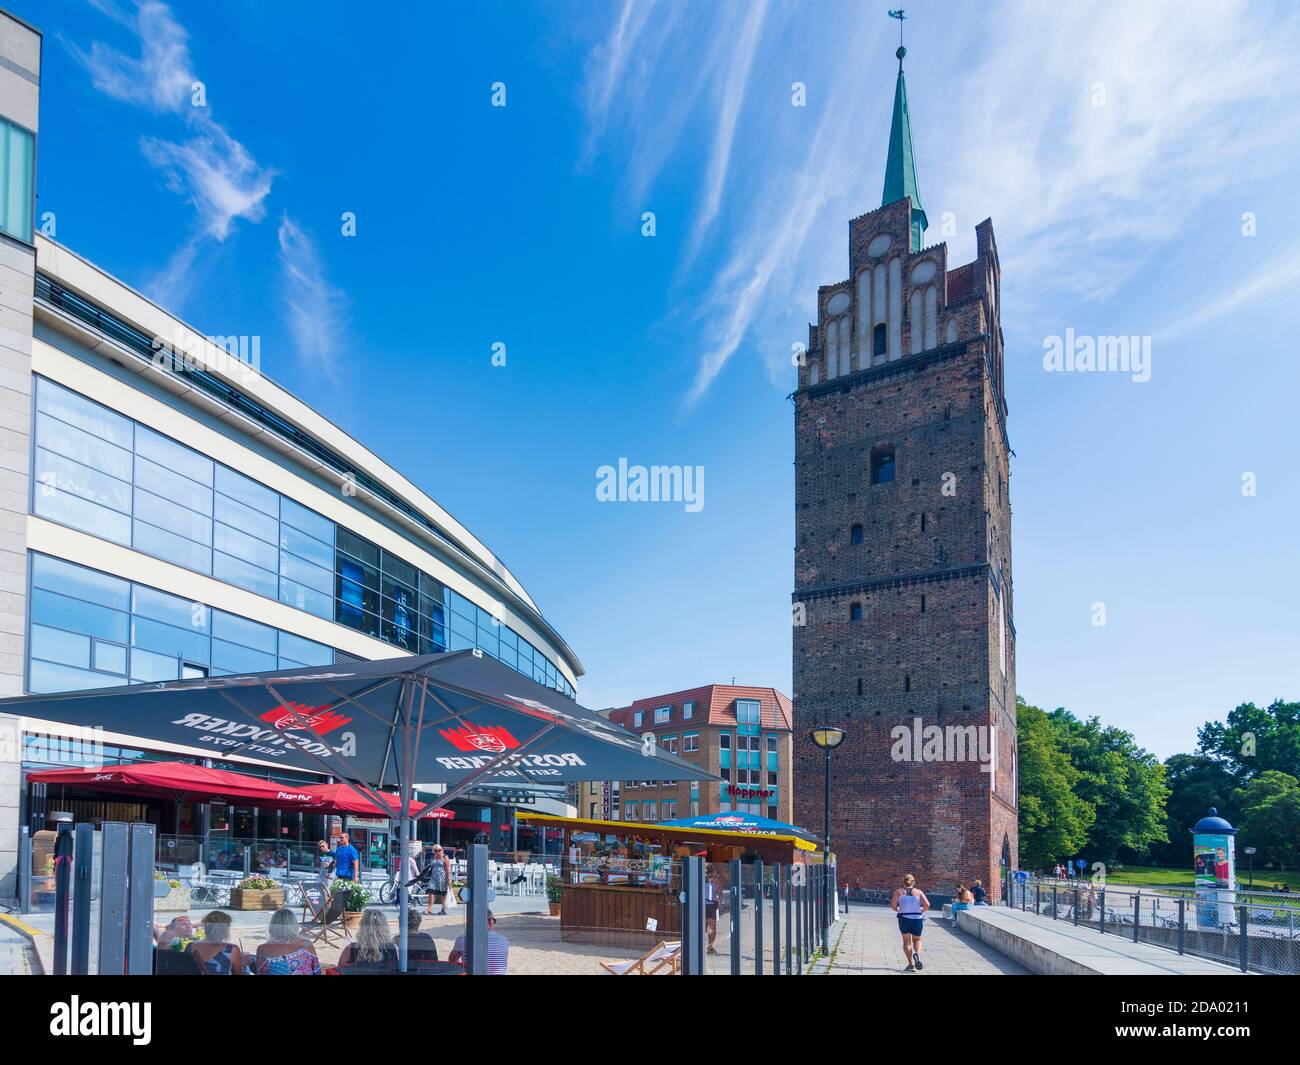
left=0, top=11, right=583, bottom=899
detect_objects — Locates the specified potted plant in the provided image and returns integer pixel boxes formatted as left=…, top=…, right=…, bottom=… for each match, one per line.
left=330, top=879, right=372, bottom=932
left=154, top=871, right=191, bottom=912
left=545, top=874, right=562, bottom=916
left=230, top=875, right=285, bottom=910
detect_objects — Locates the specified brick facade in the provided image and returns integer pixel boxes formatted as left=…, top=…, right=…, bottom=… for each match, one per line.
left=581, top=685, right=795, bottom=826
left=792, top=197, right=1018, bottom=898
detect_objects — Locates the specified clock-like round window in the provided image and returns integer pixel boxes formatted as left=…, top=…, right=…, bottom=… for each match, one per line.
left=826, top=291, right=851, bottom=317
left=867, top=234, right=892, bottom=258
left=911, top=260, right=937, bottom=285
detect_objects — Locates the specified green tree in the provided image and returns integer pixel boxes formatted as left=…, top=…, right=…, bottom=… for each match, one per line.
left=1046, top=708, right=1169, bottom=865
left=1015, top=698, right=1093, bottom=869
left=1197, top=699, right=1300, bottom=784
left=1152, top=754, right=1236, bottom=866
left=1234, top=771, right=1300, bottom=870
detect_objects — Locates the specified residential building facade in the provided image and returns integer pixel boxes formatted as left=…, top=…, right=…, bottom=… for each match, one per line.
left=579, top=685, right=794, bottom=826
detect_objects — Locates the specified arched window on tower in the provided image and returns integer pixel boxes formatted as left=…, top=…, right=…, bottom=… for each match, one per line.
left=850, top=524, right=863, bottom=545
left=849, top=602, right=863, bottom=623
left=871, top=445, right=896, bottom=485
left=872, top=322, right=887, bottom=358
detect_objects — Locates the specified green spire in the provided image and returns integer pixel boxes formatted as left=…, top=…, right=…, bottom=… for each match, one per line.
left=881, top=45, right=927, bottom=252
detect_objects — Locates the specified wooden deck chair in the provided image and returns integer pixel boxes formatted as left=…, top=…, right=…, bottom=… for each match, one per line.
left=600, top=940, right=682, bottom=976
left=305, top=888, right=351, bottom=948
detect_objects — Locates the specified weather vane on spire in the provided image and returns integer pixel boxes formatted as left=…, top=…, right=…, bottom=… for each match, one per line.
left=888, top=8, right=907, bottom=63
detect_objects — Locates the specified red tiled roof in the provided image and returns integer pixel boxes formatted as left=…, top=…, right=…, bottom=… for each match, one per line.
left=607, top=684, right=793, bottom=732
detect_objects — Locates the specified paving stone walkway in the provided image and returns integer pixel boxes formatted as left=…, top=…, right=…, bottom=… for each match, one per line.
left=821, top=904, right=1029, bottom=975
left=0, top=918, right=37, bottom=975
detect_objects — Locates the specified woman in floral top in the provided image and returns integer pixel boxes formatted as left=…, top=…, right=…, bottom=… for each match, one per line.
left=252, top=908, right=321, bottom=975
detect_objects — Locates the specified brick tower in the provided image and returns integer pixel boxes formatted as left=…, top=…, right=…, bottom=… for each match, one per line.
left=792, top=43, right=1018, bottom=897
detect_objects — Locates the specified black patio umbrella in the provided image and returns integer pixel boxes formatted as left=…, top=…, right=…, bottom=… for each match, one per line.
left=0, top=649, right=715, bottom=970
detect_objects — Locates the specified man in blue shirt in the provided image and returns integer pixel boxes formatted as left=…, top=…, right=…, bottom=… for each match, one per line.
left=332, top=834, right=360, bottom=881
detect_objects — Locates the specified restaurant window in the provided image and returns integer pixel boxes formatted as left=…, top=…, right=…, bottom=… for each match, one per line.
left=654, top=706, right=671, bottom=724
left=683, top=733, right=699, bottom=753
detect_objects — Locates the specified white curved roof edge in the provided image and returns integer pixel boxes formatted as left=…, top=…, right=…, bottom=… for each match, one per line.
left=32, top=236, right=584, bottom=680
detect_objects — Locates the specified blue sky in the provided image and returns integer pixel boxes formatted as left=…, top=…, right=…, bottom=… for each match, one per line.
left=18, top=0, right=1300, bottom=758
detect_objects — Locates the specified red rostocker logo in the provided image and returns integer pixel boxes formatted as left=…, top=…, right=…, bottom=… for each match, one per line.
left=258, top=702, right=352, bottom=735
left=438, top=723, right=520, bottom=754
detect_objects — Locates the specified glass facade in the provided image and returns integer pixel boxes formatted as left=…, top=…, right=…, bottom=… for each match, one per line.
left=27, top=552, right=334, bottom=693
left=0, top=117, right=34, bottom=243
left=30, top=376, right=575, bottom=698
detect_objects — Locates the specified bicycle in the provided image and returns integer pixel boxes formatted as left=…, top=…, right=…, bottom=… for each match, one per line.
left=378, top=874, right=433, bottom=910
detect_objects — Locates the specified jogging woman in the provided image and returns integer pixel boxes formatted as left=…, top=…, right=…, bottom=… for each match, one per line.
left=890, top=873, right=930, bottom=971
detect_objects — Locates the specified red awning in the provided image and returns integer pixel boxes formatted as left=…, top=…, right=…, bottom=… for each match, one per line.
left=27, top=761, right=330, bottom=811
left=28, top=761, right=458, bottom=820
left=310, top=782, right=451, bottom=820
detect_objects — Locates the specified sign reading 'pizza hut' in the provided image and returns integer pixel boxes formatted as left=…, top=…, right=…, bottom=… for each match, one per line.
left=434, top=723, right=588, bottom=775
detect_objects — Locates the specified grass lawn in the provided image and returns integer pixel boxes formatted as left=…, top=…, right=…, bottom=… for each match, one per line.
left=1105, top=866, right=1300, bottom=892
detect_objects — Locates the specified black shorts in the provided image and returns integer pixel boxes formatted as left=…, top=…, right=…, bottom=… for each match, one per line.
left=897, top=915, right=924, bottom=936
left=705, top=902, right=719, bottom=919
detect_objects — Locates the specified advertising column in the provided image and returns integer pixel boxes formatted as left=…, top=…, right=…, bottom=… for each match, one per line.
left=1191, top=807, right=1236, bottom=929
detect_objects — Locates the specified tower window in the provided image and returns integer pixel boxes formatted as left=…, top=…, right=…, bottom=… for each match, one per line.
left=849, top=602, right=863, bottom=623
left=856, top=678, right=863, bottom=695
left=850, top=524, right=863, bottom=545
left=871, top=446, right=896, bottom=485
left=872, top=323, right=887, bottom=357
left=920, top=594, right=926, bottom=614
left=904, top=674, right=911, bottom=692
left=920, top=513, right=926, bottom=532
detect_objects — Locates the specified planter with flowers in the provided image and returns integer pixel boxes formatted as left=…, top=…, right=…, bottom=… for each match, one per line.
left=229, top=875, right=284, bottom=911
left=329, top=878, right=373, bottom=932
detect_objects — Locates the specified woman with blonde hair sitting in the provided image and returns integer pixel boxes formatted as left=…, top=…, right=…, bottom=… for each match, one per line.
left=187, top=911, right=248, bottom=975
left=336, top=909, right=398, bottom=973
left=253, top=907, right=321, bottom=975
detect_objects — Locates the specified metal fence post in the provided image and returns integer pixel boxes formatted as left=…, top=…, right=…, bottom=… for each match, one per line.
left=126, top=823, right=156, bottom=975
left=17, top=826, right=31, bottom=915
left=681, top=856, right=704, bottom=975
left=785, top=866, right=794, bottom=975
left=242, top=844, right=252, bottom=877
left=1177, top=898, right=1185, bottom=955
left=754, top=859, right=764, bottom=975
left=466, top=843, right=489, bottom=975
left=1052, top=883, right=1058, bottom=920
left=52, top=822, right=73, bottom=975
left=729, top=859, right=741, bottom=975
left=795, top=877, right=803, bottom=974
left=1035, top=882, right=1041, bottom=915
left=772, top=862, right=782, bottom=976
left=1133, top=891, right=1140, bottom=943
left=1099, top=888, right=1106, bottom=935
left=98, top=822, right=129, bottom=976
left=1238, top=904, right=1248, bottom=973
left=71, top=823, right=94, bottom=975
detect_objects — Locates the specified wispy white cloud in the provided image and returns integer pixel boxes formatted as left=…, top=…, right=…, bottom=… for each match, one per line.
left=140, top=119, right=275, bottom=241
left=577, top=0, right=1300, bottom=405
left=72, top=0, right=195, bottom=113
left=277, top=215, right=350, bottom=380
left=1159, top=250, right=1300, bottom=340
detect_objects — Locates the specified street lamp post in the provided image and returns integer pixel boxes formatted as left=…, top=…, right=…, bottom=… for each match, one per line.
left=810, top=725, right=846, bottom=951
left=1244, top=846, right=1256, bottom=889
